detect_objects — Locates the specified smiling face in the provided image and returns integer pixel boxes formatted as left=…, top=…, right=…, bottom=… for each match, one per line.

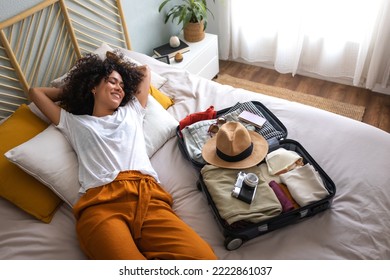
left=92, top=70, right=125, bottom=117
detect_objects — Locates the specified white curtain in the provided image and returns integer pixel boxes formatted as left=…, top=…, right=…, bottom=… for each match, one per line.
left=217, top=0, right=390, bottom=91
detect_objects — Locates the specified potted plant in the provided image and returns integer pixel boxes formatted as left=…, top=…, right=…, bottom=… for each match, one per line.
left=158, top=0, right=215, bottom=42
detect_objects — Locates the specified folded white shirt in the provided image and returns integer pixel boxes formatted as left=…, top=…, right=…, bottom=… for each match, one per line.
left=280, top=164, right=329, bottom=206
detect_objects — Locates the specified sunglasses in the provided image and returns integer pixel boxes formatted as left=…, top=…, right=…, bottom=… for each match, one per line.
left=208, top=117, right=227, bottom=137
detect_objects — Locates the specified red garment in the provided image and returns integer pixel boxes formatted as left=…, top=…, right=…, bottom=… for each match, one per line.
left=179, top=106, right=217, bottom=130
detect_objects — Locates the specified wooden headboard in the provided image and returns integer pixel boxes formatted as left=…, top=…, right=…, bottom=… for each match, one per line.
left=0, top=0, right=130, bottom=120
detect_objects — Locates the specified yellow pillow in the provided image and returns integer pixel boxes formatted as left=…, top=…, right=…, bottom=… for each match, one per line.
left=0, top=104, right=62, bottom=223
left=149, top=85, right=174, bottom=109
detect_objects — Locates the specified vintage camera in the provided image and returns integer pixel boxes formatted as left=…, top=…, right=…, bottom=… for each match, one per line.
left=231, top=172, right=258, bottom=204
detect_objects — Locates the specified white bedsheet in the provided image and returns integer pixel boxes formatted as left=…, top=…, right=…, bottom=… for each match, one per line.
left=1, top=51, right=390, bottom=260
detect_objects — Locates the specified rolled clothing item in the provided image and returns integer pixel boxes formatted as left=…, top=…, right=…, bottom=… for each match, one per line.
left=268, top=180, right=294, bottom=212
left=278, top=182, right=300, bottom=209
left=280, top=164, right=329, bottom=206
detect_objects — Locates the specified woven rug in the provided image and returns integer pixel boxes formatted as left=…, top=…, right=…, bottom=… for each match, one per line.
left=215, top=74, right=365, bottom=121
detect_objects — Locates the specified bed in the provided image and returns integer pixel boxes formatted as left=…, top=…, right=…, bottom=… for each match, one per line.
left=1, top=0, right=390, bottom=260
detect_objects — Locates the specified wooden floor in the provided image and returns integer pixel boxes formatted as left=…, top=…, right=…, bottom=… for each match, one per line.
left=219, top=60, right=390, bottom=133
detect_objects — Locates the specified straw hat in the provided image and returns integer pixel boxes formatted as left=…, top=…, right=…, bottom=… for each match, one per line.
left=202, top=121, right=268, bottom=169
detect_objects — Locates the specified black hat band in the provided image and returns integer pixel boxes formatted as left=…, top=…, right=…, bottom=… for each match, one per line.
left=216, top=142, right=254, bottom=163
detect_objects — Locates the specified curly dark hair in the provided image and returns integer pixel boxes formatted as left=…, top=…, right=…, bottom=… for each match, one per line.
left=59, top=51, right=144, bottom=115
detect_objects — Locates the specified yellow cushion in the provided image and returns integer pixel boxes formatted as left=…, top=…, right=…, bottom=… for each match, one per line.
left=149, top=85, right=174, bottom=109
left=0, top=104, right=62, bottom=223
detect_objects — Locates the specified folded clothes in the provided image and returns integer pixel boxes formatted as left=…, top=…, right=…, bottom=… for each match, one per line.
left=221, top=101, right=285, bottom=140
left=201, top=164, right=282, bottom=225
left=181, top=119, right=215, bottom=165
left=179, top=105, right=216, bottom=130
left=280, top=164, right=329, bottom=206
left=181, top=110, right=256, bottom=165
left=266, top=148, right=303, bottom=175
left=258, top=163, right=282, bottom=184
left=259, top=163, right=299, bottom=210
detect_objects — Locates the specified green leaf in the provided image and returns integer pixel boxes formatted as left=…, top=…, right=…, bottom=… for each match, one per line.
left=158, top=0, right=215, bottom=28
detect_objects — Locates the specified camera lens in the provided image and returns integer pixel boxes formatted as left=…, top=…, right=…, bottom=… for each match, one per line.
left=243, top=173, right=258, bottom=188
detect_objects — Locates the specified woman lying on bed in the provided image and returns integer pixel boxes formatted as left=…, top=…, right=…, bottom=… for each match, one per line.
left=28, top=51, right=217, bottom=260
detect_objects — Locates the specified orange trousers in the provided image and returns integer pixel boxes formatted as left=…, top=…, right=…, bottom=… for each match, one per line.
left=73, top=171, right=217, bottom=260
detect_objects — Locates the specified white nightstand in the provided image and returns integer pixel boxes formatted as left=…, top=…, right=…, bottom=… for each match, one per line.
left=170, top=33, right=219, bottom=80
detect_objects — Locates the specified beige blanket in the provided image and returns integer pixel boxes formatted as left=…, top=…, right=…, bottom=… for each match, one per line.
left=201, top=165, right=282, bottom=225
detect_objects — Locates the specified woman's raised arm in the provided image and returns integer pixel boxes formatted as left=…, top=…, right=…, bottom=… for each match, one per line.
left=28, top=87, right=63, bottom=125
left=135, top=65, right=151, bottom=108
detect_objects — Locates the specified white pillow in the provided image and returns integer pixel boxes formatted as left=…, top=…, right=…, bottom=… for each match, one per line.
left=28, top=102, right=51, bottom=123
left=7, top=96, right=177, bottom=206
left=50, top=43, right=167, bottom=89
left=4, top=125, right=80, bottom=206
left=115, top=46, right=167, bottom=89
left=144, top=95, right=178, bottom=157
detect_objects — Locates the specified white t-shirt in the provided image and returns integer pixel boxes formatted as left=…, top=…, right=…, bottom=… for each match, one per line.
left=57, top=99, right=159, bottom=193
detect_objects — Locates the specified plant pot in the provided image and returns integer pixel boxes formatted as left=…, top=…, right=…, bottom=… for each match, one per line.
left=184, top=21, right=205, bottom=42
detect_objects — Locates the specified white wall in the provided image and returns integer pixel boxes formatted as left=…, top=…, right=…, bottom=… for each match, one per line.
left=0, top=0, right=38, bottom=21
left=122, top=0, right=181, bottom=55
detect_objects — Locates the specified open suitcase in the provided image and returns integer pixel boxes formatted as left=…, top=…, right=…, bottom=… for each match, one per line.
left=176, top=101, right=336, bottom=250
